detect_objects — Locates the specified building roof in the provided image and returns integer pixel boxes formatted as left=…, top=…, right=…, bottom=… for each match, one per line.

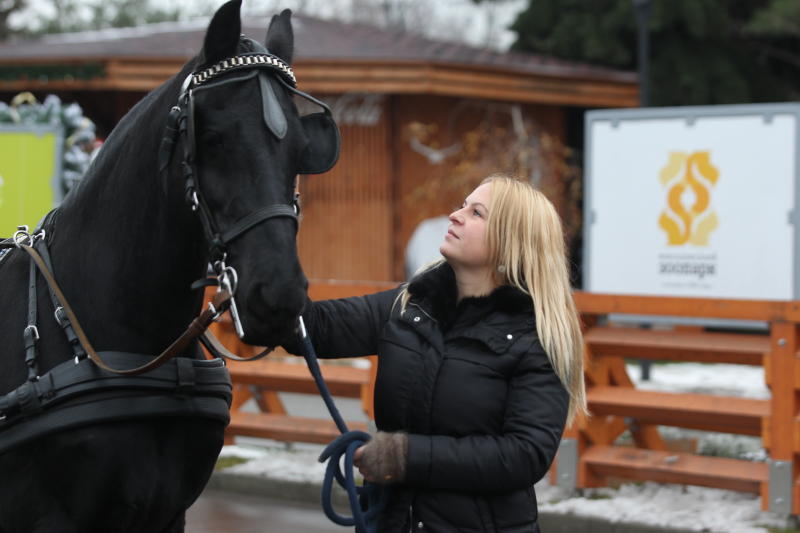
left=0, top=14, right=638, bottom=107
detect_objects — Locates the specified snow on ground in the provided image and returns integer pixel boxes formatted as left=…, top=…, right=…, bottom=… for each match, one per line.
left=535, top=481, right=790, bottom=533
left=218, top=361, right=797, bottom=532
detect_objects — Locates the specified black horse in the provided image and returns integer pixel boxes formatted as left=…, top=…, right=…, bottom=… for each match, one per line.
left=0, top=2, right=337, bottom=531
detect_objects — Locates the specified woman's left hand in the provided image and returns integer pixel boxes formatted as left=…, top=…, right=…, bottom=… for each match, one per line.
left=352, top=431, right=408, bottom=484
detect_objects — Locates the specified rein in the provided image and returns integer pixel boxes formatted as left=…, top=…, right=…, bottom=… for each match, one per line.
left=298, top=319, right=386, bottom=533
left=3, top=228, right=234, bottom=376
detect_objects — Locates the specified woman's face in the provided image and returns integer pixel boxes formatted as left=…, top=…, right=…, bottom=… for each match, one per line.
left=440, top=182, right=492, bottom=270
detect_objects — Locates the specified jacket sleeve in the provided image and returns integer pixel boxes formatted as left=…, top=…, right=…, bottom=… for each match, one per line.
left=282, top=287, right=401, bottom=358
left=403, top=343, right=570, bottom=492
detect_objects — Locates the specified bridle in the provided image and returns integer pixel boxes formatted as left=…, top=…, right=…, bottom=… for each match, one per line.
left=159, top=47, right=335, bottom=340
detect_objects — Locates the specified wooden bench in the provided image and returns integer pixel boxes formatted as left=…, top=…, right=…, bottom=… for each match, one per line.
left=583, top=445, right=768, bottom=494
left=226, top=359, right=371, bottom=397
left=587, top=386, right=768, bottom=436
left=566, top=292, right=800, bottom=514
left=584, top=326, right=769, bottom=366
left=228, top=411, right=369, bottom=445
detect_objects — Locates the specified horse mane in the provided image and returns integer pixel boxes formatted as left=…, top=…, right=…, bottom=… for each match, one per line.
left=59, top=58, right=200, bottom=211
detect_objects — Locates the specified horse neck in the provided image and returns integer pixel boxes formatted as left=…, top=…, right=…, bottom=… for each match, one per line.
left=52, top=78, right=209, bottom=353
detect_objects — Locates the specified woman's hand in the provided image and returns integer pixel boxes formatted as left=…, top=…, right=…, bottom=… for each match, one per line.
left=352, top=432, right=408, bottom=484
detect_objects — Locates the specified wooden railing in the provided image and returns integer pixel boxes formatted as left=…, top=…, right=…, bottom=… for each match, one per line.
left=208, top=285, right=800, bottom=515
left=567, top=292, right=799, bottom=515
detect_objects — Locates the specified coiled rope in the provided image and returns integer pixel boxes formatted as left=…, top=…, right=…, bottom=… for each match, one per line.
left=298, top=317, right=386, bottom=533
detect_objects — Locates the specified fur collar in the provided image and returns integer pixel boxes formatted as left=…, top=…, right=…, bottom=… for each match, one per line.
left=407, top=262, right=532, bottom=329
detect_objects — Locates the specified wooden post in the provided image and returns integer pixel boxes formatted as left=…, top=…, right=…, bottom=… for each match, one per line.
left=764, top=321, right=800, bottom=513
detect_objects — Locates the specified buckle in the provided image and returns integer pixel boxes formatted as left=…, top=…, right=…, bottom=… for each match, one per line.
left=24, top=325, right=39, bottom=341
left=54, top=306, right=68, bottom=327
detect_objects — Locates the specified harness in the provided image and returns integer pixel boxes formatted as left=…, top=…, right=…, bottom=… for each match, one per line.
left=0, top=228, right=233, bottom=455
left=0, top=42, right=377, bottom=532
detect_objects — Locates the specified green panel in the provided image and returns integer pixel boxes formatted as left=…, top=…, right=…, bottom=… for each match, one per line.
left=0, top=129, right=60, bottom=237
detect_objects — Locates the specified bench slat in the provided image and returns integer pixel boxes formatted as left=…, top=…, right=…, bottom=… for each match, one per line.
left=585, top=327, right=768, bottom=365
left=588, top=386, right=768, bottom=436
left=227, top=360, right=370, bottom=397
left=583, top=445, right=767, bottom=493
left=228, top=412, right=369, bottom=445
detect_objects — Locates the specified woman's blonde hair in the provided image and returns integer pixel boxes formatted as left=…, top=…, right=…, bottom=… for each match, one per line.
left=398, top=175, right=587, bottom=423
left=483, top=175, right=586, bottom=423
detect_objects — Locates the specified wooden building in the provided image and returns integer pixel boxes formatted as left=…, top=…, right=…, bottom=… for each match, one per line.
left=0, top=15, right=638, bottom=281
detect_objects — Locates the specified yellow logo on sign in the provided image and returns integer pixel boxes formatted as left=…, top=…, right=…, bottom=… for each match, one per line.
left=658, top=151, right=719, bottom=246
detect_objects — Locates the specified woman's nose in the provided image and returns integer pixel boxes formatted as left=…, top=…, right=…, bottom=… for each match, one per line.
left=449, top=210, right=463, bottom=224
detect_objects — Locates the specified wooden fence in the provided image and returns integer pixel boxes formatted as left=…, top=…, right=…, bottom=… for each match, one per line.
left=207, top=284, right=800, bottom=515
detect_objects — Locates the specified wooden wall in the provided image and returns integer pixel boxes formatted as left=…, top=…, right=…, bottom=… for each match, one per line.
left=391, top=94, right=567, bottom=281
left=296, top=94, right=395, bottom=281
left=295, top=93, right=568, bottom=282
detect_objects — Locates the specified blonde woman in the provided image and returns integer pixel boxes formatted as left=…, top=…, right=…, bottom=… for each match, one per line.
left=285, top=175, right=586, bottom=532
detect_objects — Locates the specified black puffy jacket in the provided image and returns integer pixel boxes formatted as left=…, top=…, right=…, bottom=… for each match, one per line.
left=297, top=263, right=569, bottom=532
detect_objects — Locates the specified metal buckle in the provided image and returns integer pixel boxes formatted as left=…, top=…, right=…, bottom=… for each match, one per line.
left=54, top=306, right=67, bottom=327
left=24, top=325, right=39, bottom=341
left=189, top=190, right=200, bottom=212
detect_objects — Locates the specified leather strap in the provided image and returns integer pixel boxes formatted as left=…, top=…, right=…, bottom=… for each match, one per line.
left=18, top=243, right=232, bottom=376
left=34, top=239, right=86, bottom=361
left=24, top=256, right=39, bottom=381
left=220, top=205, right=297, bottom=245
left=199, top=330, right=274, bottom=362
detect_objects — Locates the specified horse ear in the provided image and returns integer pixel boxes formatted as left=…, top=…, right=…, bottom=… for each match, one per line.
left=265, top=9, right=294, bottom=65
left=200, top=0, right=242, bottom=66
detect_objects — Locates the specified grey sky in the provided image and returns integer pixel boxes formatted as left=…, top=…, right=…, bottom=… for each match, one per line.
left=11, top=0, right=527, bottom=51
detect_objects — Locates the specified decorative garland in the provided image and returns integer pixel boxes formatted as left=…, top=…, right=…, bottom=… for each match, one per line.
left=0, top=92, right=98, bottom=196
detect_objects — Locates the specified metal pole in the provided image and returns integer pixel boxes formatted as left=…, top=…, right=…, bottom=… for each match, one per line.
left=633, top=0, right=652, bottom=107
left=633, top=0, right=652, bottom=380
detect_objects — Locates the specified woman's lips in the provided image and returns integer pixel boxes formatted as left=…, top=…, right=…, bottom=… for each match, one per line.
left=447, top=229, right=459, bottom=239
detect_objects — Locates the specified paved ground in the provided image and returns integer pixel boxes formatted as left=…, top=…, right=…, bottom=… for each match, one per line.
left=186, top=489, right=340, bottom=533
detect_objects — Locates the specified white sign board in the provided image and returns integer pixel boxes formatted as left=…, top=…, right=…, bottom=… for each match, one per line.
left=584, top=103, right=800, bottom=300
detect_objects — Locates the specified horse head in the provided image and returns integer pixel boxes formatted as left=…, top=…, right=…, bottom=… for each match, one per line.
left=163, top=0, right=339, bottom=347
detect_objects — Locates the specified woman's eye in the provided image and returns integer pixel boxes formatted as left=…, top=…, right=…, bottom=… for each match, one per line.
left=473, top=209, right=482, bottom=217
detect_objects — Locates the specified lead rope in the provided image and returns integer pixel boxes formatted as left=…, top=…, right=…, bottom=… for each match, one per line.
left=297, top=317, right=387, bottom=533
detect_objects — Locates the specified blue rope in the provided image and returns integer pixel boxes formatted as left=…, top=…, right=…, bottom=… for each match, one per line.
left=298, top=318, right=386, bottom=533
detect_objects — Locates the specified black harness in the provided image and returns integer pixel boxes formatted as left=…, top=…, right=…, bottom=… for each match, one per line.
left=0, top=43, right=339, bottom=455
